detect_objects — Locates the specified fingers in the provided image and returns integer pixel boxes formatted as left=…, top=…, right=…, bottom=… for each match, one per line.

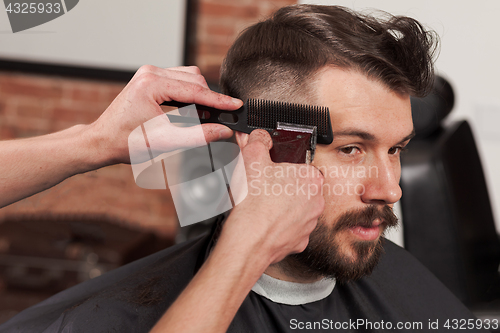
left=158, top=78, right=242, bottom=110
left=202, top=124, right=234, bottom=142
left=134, top=65, right=201, bottom=80
left=246, top=129, right=273, bottom=150
left=132, top=65, right=244, bottom=110
left=240, top=130, right=273, bottom=170
left=160, top=123, right=233, bottom=151
left=168, top=66, right=203, bottom=76
left=157, top=66, right=210, bottom=89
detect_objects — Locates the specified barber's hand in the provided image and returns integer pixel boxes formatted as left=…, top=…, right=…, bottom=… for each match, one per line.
left=222, top=130, right=325, bottom=265
left=89, top=65, right=242, bottom=165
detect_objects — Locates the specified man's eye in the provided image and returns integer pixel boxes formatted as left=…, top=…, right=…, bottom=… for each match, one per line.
left=340, top=146, right=359, bottom=155
left=388, top=146, right=408, bottom=155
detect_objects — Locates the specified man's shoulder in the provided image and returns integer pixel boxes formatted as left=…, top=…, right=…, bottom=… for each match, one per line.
left=363, top=238, right=460, bottom=299
left=374, top=238, right=447, bottom=284
left=0, top=234, right=210, bottom=333
left=336, top=238, right=477, bottom=323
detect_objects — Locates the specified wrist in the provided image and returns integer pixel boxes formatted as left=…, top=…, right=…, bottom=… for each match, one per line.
left=207, top=232, right=270, bottom=295
left=64, top=123, right=117, bottom=176
left=82, top=121, right=126, bottom=169
left=216, top=211, right=276, bottom=272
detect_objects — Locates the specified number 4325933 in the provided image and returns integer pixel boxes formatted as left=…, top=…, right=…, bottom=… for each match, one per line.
left=5, top=2, right=62, bottom=14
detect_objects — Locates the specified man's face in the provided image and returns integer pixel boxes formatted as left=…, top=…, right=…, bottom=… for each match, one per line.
left=283, top=67, right=414, bottom=282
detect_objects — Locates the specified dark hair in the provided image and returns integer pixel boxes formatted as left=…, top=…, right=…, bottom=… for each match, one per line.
left=220, top=5, right=438, bottom=101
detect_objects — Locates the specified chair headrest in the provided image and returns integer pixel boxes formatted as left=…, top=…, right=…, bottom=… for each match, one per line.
left=410, top=76, right=455, bottom=138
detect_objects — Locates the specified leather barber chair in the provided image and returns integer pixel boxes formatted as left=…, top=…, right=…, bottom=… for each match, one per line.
left=400, top=76, right=500, bottom=317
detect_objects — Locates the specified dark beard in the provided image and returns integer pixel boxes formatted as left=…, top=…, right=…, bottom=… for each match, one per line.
left=276, top=205, right=399, bottom=284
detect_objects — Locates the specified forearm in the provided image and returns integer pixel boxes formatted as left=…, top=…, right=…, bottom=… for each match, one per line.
left=151, top=215, right=271, bottom=333
left=150, top=130, right=324, bottom=333
left=0, top=124, right=109, bottom=208
left=0, top=66, right=241, bottom=209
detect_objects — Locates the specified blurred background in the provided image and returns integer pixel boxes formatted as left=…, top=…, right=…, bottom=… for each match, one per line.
left=0, top=0, right=499, bottom=324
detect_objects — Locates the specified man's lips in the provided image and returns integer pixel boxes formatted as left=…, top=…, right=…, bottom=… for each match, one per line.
left=348, top=219, right=382, bottom=241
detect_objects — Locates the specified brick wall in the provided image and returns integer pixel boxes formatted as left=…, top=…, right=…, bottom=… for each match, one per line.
left=0, top=0, right=297, bottom=240
left=0, top=73, right=124, bottom=139
left=194, top=0, right=297, bottom=83
left=0, top=73, right=178, bottom=238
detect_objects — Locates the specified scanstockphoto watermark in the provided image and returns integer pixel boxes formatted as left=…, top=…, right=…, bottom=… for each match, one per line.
left=289, top=318, right=500, bottom=331
left=3, top=0, right=79, bottom=33
left=249, top=162, right=379, bottom=198
left=289, top=318, right=423, bottom=331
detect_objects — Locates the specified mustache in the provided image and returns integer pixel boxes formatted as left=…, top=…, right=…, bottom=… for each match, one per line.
left=331, top=205, right=398, bottom=232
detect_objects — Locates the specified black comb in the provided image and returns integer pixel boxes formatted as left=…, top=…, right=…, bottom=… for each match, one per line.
left=162, top=99, right=333, bottom=144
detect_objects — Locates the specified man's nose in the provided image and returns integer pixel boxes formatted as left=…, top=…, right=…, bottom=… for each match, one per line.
left=360, top=156, right=402, bottom=205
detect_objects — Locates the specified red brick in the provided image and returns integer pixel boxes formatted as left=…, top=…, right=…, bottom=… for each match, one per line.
left=0, top=126, right=16, bottom=139
left=199, top=3, right=259, bottom=19
left=0, top=75, right=63, bottom=99
left=199, top=2, right=235, bottom=16
left=203, top=0, right=255, bottom=5
left=50, top=120, right=81, bottom=132
left=206, top=24, right=235, bottom=37
left=8, top=116, right=51, bottom=137
left=16, top=100, right=53, bottom=119
left=106, top=85, right=126, bottom=104
left=69, top=85, right=104, bottom=103
left=198, top=42, right=231, bottom=56
left=53, top=106, right=93, bottom=124
left=56, top=98, right=105, bottom=118
left=201, top=64, right=223, bottom=83
left=265, top=0, right=297, bottom=7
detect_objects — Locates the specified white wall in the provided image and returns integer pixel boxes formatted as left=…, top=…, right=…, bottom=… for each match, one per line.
left=0, top=0, right=186, bottom=70
left=301, top=0, right=500, bottom=232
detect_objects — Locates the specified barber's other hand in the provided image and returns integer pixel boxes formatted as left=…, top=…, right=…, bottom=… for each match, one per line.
left=88, top=65, right=242, bottom=165
left=222, top=130, right=325, bottom=266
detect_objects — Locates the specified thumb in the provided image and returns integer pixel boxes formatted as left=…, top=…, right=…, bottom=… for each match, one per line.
left=240, top=129, right=273, bottom=171
left=246, top=129, right=273, bottom=151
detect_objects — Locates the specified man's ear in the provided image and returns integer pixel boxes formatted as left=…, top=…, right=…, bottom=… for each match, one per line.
left=235, top=131, right=250, bottom=148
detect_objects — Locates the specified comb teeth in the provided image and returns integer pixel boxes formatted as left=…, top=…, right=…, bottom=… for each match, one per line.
left=247, top=99, right=330, bottom=137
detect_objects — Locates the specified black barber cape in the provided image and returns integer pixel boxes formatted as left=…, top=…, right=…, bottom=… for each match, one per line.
left=1, top=230, right=487, bottom=333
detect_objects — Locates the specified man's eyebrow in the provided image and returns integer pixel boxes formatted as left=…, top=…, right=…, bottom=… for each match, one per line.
left=331, top=128, right=416, bottom=143
left=399, top=129, right=416, bottom=144
left=331, top=130, right=375, bottom=141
